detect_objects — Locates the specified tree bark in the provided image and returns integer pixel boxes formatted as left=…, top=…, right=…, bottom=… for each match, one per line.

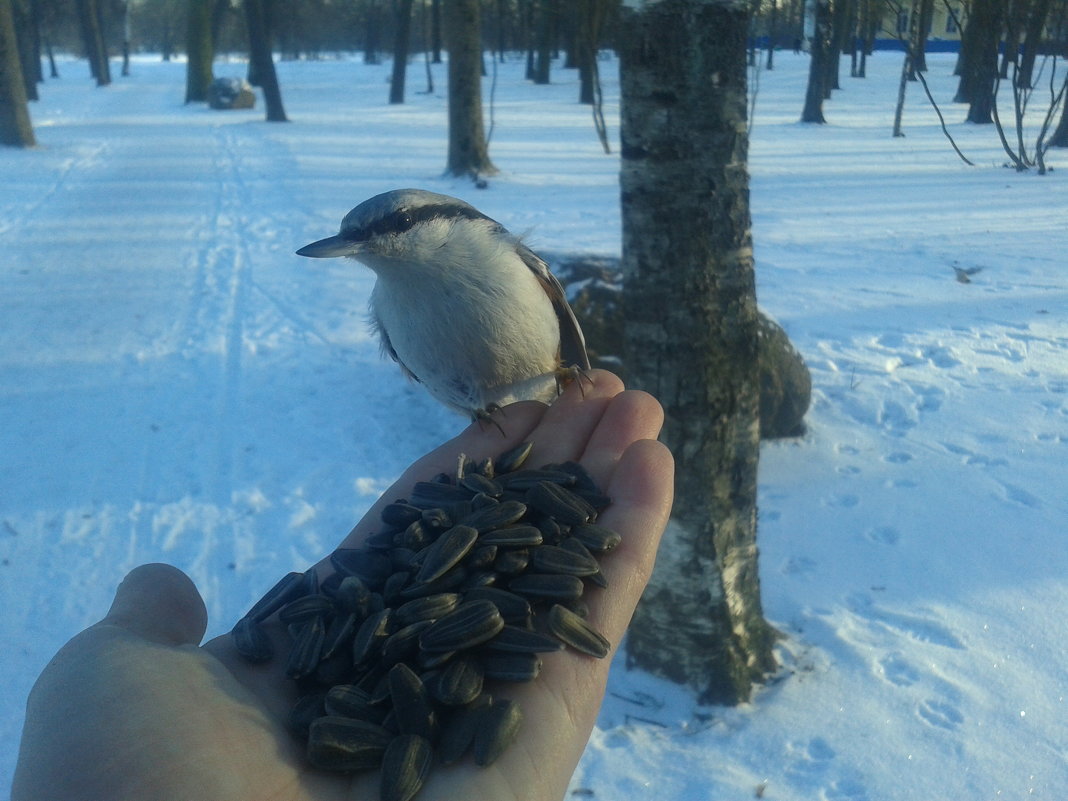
left=443, top=0, right=496, bottom=179
left=0, top=0, right=35, bottom=146
left=1017, top=0, right=1052, bottom=89
left=954, top=0, right=1002, bottom=123
left=800, top=0, right=829, bottom=122
left=75, top=0, right=109, bottom=86
left=620, top=0, right=776, bottom=706
left=389, top=0, right=414, bottom=104
left=532, top=0, right=553, bottom=84
left=184, top=0, right=213, bottom=102
left=244, top=0, right=287, bottom=121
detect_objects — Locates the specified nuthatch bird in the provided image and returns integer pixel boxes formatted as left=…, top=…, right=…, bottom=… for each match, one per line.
left=297, top=189, right=590, bottom=423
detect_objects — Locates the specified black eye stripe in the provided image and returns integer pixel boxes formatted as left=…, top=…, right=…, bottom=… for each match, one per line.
left=347, top=203, right=499, bottom=242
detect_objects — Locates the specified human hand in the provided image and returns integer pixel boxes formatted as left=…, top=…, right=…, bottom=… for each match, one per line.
left=13, top=370, right=674, bottom=801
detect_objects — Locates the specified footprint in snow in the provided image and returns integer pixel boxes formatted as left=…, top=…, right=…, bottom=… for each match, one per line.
left=917, top=698, right=965, bottom=731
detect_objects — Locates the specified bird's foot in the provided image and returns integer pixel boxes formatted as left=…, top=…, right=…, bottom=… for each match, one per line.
left=473, top=403, right=507, bottom=437
left=555, top=365, right=594, bottom=398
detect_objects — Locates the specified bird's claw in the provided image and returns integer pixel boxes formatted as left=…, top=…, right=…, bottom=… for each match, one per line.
left=555, top=365, right=593, bottom=398
left=474, top=404, right=507, bottom=437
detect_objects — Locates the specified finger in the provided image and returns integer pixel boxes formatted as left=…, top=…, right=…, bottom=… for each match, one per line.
left=100, top=563, right=208, bottom=647
left=589, top=437, right=675, bottom=638
left=576, top=389, right=666, bottom=489
left=523, top=369, right=626, bottom=468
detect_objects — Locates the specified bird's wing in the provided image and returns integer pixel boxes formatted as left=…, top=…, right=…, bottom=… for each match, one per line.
left=371, top=310, right=421, bottom=384
left=517, top=244, right=591, bottom=371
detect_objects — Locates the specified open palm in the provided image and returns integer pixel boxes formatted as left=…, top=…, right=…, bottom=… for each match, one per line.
left=14, top=371, right=673, bottom=801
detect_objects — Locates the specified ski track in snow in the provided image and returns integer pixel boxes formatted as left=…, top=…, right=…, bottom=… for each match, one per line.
left=4, top=53, right=1068, bottom=799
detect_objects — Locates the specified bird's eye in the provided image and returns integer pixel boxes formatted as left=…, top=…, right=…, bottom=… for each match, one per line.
left=396, top=212, right=414, bottom=231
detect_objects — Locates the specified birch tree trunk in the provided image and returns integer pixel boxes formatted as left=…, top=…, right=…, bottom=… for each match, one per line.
left=1, top=0, right=35, bottom=147
left=620, top=0, right=776, bottom=705
left=443, top=0, right=496, bottom=179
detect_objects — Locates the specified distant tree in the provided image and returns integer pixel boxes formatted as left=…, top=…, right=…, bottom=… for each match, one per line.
left=1, top=0, right=35, bottom=146
left=442, top=0, right=495, bottom=179
left=244, top=0, right=287, bottom=121
left=389, top=0, right=414, bottom=104
left=1017, top=0, right=1053, bottom=89
left=364, top=0, right=381, bottom=64
left=532, top=0, right=554, bottom=84
left=800, top=0, right=830, bottom=122
left=11, top=0, right=38, bottom=99
left=892, top=0, right=922, bottom=137
left=954, top=0, right=1003, bottom=123
left=184, top=0, right=212, bottom=102
left=620, top=0, right=776, bottom=706
left=75, top=0, right=109, bottom=85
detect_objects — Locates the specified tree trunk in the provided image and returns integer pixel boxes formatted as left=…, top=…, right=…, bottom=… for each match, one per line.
left=244, top=0, right=286, bottom=121
left=389, top=0, right=414, bottom=104
left=443, top=0, right=496, bottom=179
left=1017, top=0, right=1052, bottom=89
left=800, top=0, right=829, bottom=122
left=75, top=0, right=109, bottom=86
left=620, top=0, right=776, bottom=706
left=532, top=0, right=553, bottom=84
left=0, top=0, right=35, bottom=146
left=954, top=0, right=1002, bottom=123
left=1049, top=89, right=1068, bottom=147
left=893, top=0, right=921, bottom=137
left=364, top=0, right=380, bottom=64
left=184, top=0, right=213, bottom=103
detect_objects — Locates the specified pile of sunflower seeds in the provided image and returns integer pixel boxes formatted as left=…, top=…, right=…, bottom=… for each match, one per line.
left=231, top=441, right=621, bottom=801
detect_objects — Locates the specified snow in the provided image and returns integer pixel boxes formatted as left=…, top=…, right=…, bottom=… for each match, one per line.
left=3, top=50, right=1067, bottom=799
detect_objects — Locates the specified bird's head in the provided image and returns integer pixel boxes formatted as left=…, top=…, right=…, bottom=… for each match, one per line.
left=296, top=188, right=506, bottom=274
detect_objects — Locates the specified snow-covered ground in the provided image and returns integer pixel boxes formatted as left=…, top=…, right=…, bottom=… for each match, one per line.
left=2, top=49, right=1067, bottom=799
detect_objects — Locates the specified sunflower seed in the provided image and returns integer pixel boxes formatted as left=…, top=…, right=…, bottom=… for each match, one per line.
left=419, top=600, right=504, bottom=653
left=352, top=608, right=392, bottom=665
left=499, top=468, right=577, bottom=491
left=380, top=734, right=434, bottom=801
left=409, top=481, right=472, bottom=509
left=415, top=525, right=478, bottom=584
left=381, top=620, right=435, bottom=667
left=286, top=616, right=327, bottom=679
left=335, top=576, right=372, bottom=616
left=244, top=571, right=305, bottom=622
left=479, top=524, right=543, bottom=547
left=459, top=499, right=528, bottom=533
left=437, top=693, right=493, bottom=765
left=306, top=715, right=392, bottom=772
left=484, top=625, right=565, bottom=654
left=529, top=544, right=601, bottom=576
left=330, top=549, right=393, bottom=585
left=288, top=692, right=326, bottom=739
left=420, top=507, right=452, bottom=530
left=571, top=523, right=622, bottom=553
left=278, top=594, right=335, bottom=624
left=394, top=593, right=462, bottom=627
left=381, top=502, right=424, bottom=528
left=324, top=684, right=378, bottom=720
left=494, top=440, right=533, bottom=474
left=464, top=544, right=498, bottom=571
left=388, top=663, right=438, bottom=741
left=546, top=604, right=610, bottom=658
left=480, top=652, right=542, bottom=682
left=231, top=616, right=273, bottom=663
left=526, top=481, right=596, bottom=525
left=428, top=655, right=484, bottom=706
left=461, top=587, right=532, bottom=624
left=560, top=537, right=608, bottom=587
left=473, top=699, right=522, bottom=767
left=460, top=472, right=503, bottom=497
left=393, top=519, right=434, bottom=550
left=508, top=573, right=585, bottom=602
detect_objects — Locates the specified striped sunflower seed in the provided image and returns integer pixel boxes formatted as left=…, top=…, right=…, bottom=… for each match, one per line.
left=571, top=523, right=622, bottom=553
left=473, top=698, right=523, bottom=767
left=438, top=693, right=493, bottom=765
left=278, top=594, right=335, bottom=624
left=478, top=524, right=543, bottom=547
left=388, top=663, right=438, bottom=742
left=480, top=652, right=542, bottom=682
left=525, top=480, right=596, bottom=525
left=380, top=734, right=434, bottom=801
left=507, top=573, right=585, bottom=602
left=459, top=499, right=528, bottom=533
left=546, top=604, right=610, bottom=658
left=484, top=625, right=565, bottom=654
left=494, top=440, right=533, bottom=474
left=286, top=615, right=327, bottom=679
left=394, top=593, right=462, bottom=627
left=428, top=655, right=484, bottom=706
left=306, top=715, right=393, bottom=772
left=419, top=600, right=504, bottom=653
left=415, top=525, right=479, bottom=584
left=231, top=616, right=273, bottom=663
left=324, top=684, right=379, bottom=720
left=529, top=544, right=601, bottom=576
left=461, top=587, right=532, bottom=624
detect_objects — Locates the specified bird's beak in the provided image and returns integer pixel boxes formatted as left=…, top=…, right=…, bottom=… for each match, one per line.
left=295, top=234, right=361, bottom=259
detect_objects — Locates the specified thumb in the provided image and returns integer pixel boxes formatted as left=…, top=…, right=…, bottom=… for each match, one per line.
left=101, top=563, right=208, bottom=646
